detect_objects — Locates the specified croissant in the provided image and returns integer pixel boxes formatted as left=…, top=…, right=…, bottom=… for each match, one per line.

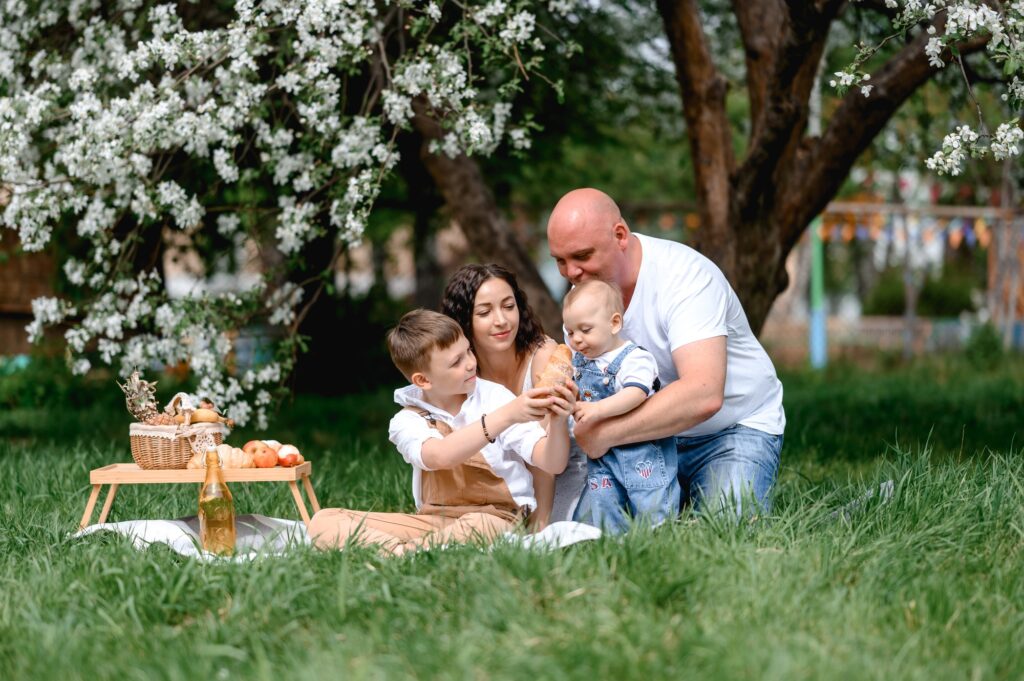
left=536, top=343, right=575, bottom=390
left=186, top=443, right=255, bottom=469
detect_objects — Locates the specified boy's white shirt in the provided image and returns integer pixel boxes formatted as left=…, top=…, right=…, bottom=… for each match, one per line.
left=389, top=378, right=546, bottom=512
left=575, top=343, right=658, bottom=395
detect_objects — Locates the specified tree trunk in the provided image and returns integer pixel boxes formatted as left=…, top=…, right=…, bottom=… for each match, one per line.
left=729, top=215, right=791, bottom=333
left=655, top=1, right=990, bottom=336
left=410, top=98, right=562, bottom=336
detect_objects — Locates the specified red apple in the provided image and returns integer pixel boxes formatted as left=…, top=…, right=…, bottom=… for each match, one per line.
left=242, top=440, right=264, bottom=455
left=279, top=452, right=302, bottom=467
left=277, top=444, right=300, bottom=461
left=252, top=445, right=278, bottom=468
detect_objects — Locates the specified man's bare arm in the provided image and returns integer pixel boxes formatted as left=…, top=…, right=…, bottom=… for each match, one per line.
left=573, top=336, right=726, bottom=458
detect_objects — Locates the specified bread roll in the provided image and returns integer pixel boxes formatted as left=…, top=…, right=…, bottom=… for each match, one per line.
left=219, top=444, right=255, bottom=469
left=186, top=444, right=255, bottom=469
left=536, top=343, right=575, bottom=390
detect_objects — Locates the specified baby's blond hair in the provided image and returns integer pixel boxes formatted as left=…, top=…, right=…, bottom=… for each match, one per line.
left=563, top=279, right=624, bottom=316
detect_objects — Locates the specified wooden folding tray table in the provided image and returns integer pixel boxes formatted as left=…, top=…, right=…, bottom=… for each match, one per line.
left=78, top=462, right=321, bottom=530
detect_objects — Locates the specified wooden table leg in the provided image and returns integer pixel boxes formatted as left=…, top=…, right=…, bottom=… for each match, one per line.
left=97, top=483, right=120, bottom=524
left=79, top=484, right=103, bottom=530
left=301, top=474, right=321, bottom=514
left=288, top=480, right=312, bottom=527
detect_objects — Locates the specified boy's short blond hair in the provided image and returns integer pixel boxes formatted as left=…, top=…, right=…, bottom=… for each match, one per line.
left=563, top=279, right=624, bottom=316
left=387, top=309, right=464, bottom=380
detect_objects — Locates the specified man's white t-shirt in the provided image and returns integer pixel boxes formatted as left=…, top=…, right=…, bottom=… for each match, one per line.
left=388, top=379, right=546, bottom=511
left=621, top=233, right=785, bottom=437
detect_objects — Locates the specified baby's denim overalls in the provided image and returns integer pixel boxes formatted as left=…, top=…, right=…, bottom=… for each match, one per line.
left=571, top=343, right=681, bottom=534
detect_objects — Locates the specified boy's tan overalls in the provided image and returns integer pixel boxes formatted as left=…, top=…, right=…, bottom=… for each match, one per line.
left=308, top=409, right=528, bottom=554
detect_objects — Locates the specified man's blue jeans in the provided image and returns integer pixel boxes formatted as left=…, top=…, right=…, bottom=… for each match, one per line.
left=676, top=424, right=783, bottom=516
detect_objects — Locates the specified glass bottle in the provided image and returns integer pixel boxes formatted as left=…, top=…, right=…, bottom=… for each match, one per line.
left=198, top=448, right=236, bottom=555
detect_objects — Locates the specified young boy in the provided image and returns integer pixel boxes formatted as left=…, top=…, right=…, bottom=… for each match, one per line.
left=308, top=309, right=574, bottom=555
left=564, top=280, right=680, bottom=534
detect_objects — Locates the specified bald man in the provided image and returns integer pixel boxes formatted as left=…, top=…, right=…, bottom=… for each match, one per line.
left=547, top=188, right=785, bottom=516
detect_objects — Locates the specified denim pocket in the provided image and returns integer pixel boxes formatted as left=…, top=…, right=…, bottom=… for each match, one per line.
left=616, top=442, right=671, bottom=490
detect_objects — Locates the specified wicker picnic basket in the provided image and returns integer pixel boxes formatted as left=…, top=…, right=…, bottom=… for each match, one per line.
left=124, top=391, right=230, bottom=471
left=128, top=420, right=230, bottom=470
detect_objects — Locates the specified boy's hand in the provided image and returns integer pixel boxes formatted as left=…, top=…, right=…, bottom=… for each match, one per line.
left=573, top=400, right=603, bottom=423
left=511, top=387, right=557, bottom=423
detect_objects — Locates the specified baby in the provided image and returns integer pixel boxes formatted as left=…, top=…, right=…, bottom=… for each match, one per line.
left=563, top=280, right=680, bottom=534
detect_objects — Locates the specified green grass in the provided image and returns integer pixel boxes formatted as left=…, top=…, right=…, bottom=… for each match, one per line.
left=2, top=358, right=1023, bottom=679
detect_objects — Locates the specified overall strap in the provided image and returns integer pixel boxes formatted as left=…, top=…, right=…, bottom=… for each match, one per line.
left=404, top=407, right=453, bottom=436
left=605, top=342, right=638, bottom=376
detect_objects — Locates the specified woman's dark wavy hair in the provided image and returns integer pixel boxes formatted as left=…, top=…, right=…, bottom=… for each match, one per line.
left=441, top=263, right=546, bottom=359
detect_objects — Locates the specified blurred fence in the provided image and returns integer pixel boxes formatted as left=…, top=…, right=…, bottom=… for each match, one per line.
left=761, top=315, right=1022, bottom=366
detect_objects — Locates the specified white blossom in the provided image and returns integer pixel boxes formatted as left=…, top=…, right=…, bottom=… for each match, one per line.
left=475, top=1, right=508, bottom=26
left=26, top=297, right=75, bottom=343
left=548, top=0, right=578, bottom=16
left=1003, top=76, right=1024, bottom=105
left=267, top=283, right=303, bottom=327
left=63, top=258, right=87, bottom=286
left=508, top=127, right=531, bottom=150
left=275, top=196, right=318, bottom=255
left=847, top=1, right=1024, bottom=176
left=1, top=0, right=554, bottom=426
left=216, top=213, right=241, bottom=237
left=925, top=124, right=979, bottom=175
left=213, top=148, right=239, bottom=182
left=499, top=11, right=536, bottom=45
left=925, top=36, right=945, bottom=68
left=991, top=121, right=1024, bottom=160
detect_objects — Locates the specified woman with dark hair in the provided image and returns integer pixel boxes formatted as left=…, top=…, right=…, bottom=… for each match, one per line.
left=442, top=264, right=586, bottom=529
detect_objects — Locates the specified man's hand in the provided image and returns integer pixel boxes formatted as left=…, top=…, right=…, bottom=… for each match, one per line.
left=572, top=417, right=610, bottom=459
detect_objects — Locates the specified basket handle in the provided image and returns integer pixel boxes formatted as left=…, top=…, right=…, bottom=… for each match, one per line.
left=165, top=392, right=197, bottom=425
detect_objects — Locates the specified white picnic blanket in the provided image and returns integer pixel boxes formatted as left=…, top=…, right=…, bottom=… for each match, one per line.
left=74, top=514, right=309, bottom=562
left=73, top=516, right=602, bottom=561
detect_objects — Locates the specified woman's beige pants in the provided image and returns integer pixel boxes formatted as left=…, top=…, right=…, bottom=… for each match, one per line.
left=308, top=508, right=515, bottom=555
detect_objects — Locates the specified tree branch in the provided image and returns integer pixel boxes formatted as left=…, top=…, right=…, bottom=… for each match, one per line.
left=732, top=0, right=786, bottom=133
left=961, top=52, right=1007, bottom=86
left=655, top=0, right=734, bottom=261
left=782, top=18, right=992, bottom=250
left=732, top=0, right=842, bottom=221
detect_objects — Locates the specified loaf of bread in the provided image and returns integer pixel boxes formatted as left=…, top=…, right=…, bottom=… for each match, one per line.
left=186, top=443, right=255, bottom=469
left=536, top=344, right=575, bottom=390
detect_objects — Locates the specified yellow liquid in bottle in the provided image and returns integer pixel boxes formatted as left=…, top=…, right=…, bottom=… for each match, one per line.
left=199, top=450, right=236, bottom=555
